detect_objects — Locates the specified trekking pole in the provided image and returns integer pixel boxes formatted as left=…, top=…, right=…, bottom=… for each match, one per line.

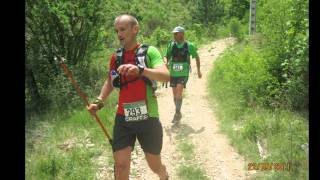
left=54, top=55, right=113, bottom=146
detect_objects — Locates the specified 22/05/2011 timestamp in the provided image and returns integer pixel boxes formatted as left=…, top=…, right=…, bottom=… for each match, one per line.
left=248, top=162, right=291, bottom=171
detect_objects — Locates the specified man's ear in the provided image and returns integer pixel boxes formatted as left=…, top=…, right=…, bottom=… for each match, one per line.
left=133, top=25, right=139, bottom=35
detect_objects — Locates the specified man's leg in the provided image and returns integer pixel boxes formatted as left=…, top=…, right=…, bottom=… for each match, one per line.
left=174, top=84, right=184, bottom=113
left=113, top=146, right=132, bottom=180
left=172, top=84, right=184, bottom=122
left=145, top=152, right=168, bottom=180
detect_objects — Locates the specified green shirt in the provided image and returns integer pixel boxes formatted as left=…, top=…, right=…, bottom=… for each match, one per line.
left=164, top=41, right=199, bottom=77
left=145, top=45, right=163, bottom=118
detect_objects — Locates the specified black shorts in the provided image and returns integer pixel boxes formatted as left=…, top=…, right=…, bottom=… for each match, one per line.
left=112, top=114, right=163, bottom=155
left=170, top=76, right=189, bottom=88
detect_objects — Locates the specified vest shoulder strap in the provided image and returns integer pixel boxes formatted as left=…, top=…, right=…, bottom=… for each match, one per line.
left=115, top=47, right=124, bottom=69
left=183, top=42, right=190, bottom=63
left=183, top=41, right=189, bottom=51
left=135, top=44, right=149, bottom=67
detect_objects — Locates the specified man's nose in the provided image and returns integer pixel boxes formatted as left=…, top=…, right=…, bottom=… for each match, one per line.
left=117, top=31, right=122, bottom=37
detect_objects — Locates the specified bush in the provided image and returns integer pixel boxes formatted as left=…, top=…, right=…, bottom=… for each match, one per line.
left=144, top=27, right=171, bottom=48
left=208, top=42, right=308, bottom=180
left=215, top=24, right=230, bottom=38
left=229, top=17, right=247, bottom=41
left=229, top=18, right=241, bottom=37
left=209, top=44, right=276, bottom=110
left=256, top=0, right=308, bottom=111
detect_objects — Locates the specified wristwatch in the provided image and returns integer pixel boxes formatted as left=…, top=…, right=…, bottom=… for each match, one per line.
left=137, top=64, right=145, bottom=76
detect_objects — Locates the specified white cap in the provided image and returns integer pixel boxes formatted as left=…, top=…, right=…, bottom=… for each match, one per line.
left=172, top=26, right=185, bottom=33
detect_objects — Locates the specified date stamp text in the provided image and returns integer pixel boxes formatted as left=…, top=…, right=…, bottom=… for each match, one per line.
left=248, top=162, right=291, bottom=171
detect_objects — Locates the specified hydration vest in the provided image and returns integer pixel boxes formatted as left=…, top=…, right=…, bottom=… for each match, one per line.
left=170, top=41, right=190, bottom=64
left=167, top=41, right=191, bottom=76
left=112, top=44, right=157, bottom=92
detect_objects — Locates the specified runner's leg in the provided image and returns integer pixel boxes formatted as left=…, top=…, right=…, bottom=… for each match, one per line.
left=174, top=83, right=184, bottom=115
left=172, top=86, right=178, bottom=109
left=145, top=152, right=168, bottom=180
left=113, top=146, right=132, bottom=180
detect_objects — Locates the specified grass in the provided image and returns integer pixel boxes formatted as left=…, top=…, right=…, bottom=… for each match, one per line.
left=177, top=165, right=208, bottom=180
left=207, top=42, right=309, bottom=179
left=25, top=91, right=118, bottom=180
left=175, top=126, right=209, bottom=180
left=177, top=141, right=195, bottom=161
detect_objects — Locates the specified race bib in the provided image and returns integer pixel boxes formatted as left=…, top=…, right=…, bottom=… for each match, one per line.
left=123, top=100, right=148, bottom=122
left=173, top=63, right=184, bottom=71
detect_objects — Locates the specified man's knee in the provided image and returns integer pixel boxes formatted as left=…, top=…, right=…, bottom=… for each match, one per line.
left=146, top=153, right=161, bottom=172
left=149, top=163, right=163, bottom=174
left=115, top=160, right=130, bottom=172
left=175, top=85, right=183, bottom=97
left=150, top=163, right=167, bottom=179
left=113, top=147, right=132, bottom=172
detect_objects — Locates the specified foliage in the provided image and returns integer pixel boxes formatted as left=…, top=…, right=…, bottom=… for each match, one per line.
left=189, top=0, right=225, bottom=25
left=256, top=0, right=309, bottom=111
left=209, top=44, right=276, bottom=110
left=177, top=165, right=208, bottom=180
left=228, top=17, right=247, bottom=41
left=175, top=120, right=209, bottom=180
left=25, top=0, right=111, bottom=114
left=280, top=0, right=309, bottom=110
left=208, top=43, right=308, bottom=179
left=227, top=0, right=250, bottom=20
left=25, top=102, right=117, bottom=180
left=177, top=142, right=195, bottom=161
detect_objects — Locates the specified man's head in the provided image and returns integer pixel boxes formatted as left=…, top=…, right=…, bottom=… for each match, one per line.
left=172, top=26, right=185, bottom=43
left=114, top=14, right=139, bottom=49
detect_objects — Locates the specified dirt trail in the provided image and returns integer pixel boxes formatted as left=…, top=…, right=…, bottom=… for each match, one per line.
left=128, top=37, right=249, bottom=180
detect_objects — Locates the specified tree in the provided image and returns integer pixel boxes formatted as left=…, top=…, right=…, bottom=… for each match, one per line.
left=190, top=0, right=225, bottom=25
left=25, top=0, right=109, bottom=114
left=228, top=0, right=250, bottom=20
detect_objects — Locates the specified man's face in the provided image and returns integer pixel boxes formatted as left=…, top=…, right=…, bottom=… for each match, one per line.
left=114, top=20, right=138, bottom=47
left=173, top=32, right=184, bottom=42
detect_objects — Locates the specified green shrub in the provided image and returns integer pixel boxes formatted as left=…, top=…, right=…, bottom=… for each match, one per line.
left=209, top=44, right=276, bottom=110
left=215, top=24, right=230, bottom=38
left=177, top=165, right=208, bottom=180
left=256, top=0, right=308, bottom=111
left=229, top=18, right=241, bottom=37
left=208, top=43, right=308, bottom=179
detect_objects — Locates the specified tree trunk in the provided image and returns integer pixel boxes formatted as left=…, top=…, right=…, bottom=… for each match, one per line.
left=25, top=67, right=42, bottom=109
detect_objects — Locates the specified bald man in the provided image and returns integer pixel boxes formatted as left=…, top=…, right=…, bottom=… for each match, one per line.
left=87, top=14, right=169, bottom=180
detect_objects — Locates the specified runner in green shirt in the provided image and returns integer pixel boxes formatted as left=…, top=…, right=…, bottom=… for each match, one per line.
left=164, top=26, right=202, bottom=124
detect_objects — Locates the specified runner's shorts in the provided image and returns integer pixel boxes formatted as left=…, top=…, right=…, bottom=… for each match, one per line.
left=170, top=76, right=189, bottom=88
left=112, top=114, right=163, bottom=155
